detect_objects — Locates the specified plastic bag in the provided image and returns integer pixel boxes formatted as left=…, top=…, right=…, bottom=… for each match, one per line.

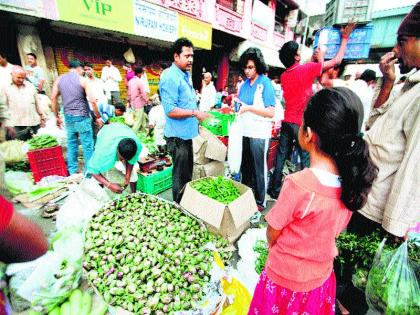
left=0, top=140, right=26, bottom=163
left=124, top=108, right=136, bottom=126
left=56, top=178, right=111, bottom=231
left=366, top=237, right=420, bottom=315
left=228, top=116, right=243, bottom=174
left=5, top=171, right=36, bottom=196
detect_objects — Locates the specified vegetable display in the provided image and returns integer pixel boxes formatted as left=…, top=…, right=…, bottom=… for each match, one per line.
left=28, top=135, right=59, bottom=150
left=30, top=289, right=103, bottom=315
left=191, top=176, right=241, bottom=204
left=84, top=193, right=231, bottom=314
left=253, top=240, right=268, bottom=275
left=108, top=117, right=126, bottom=124
left=137, top=131, right=157, bottom=154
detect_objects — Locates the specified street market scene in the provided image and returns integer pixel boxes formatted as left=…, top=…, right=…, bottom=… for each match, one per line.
left=0, top=0, right=419, bottom=314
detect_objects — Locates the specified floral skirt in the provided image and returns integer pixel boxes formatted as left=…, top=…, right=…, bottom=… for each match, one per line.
left=248, top=269, right=336, bottom=315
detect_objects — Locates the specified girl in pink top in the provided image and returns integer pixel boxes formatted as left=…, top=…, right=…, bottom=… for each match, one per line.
left=248, top=87, right=378, bottom=315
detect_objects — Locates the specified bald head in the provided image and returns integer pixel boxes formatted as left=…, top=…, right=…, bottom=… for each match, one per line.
left=12, top=66, right=26, bottom=86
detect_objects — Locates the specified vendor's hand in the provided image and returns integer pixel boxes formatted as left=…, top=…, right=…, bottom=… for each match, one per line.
left=96, top=118, right=104, bottom=128
left=195, top=111, right=211, bottom=122
left=239, top=104, right=251, bottom=114
left=108, top=183, right=124, bottom=194
left=6, top=127, right=16, bottom=139
left=40, top=116, right=46, bottom=128
left=56, top=116, right=63, bottom=129
left=379, top=52, right=397, bottom=83
left=341, top=22, right=356, bottom=39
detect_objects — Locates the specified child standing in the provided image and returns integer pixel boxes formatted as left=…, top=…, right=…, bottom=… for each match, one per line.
left=249, top=87, right=377, bottom=314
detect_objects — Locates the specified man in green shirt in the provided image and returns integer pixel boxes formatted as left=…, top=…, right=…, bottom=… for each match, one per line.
left=87, top=123, right=142, bottom=193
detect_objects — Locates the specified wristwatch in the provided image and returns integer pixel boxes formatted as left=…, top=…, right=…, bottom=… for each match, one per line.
left=191, top=110, right=196, bottom=117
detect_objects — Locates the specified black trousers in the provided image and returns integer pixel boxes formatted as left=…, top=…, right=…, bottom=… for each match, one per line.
left=268, top=122, right=310, bottom=198
left=241, top=137, right=269, bottom=207
left=166, top=137, right=193, bottom=203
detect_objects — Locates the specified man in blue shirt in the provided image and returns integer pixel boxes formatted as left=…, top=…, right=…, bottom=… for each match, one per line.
left=159, top=38, right=210, bottom=203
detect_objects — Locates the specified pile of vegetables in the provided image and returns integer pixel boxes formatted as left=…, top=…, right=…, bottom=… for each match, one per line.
left=29, top=289, right=107, bottom=315
left=108, top=116, right=126, bottom=124
left=336, top=231, right=420, bottom=290
left=28, top=135, right=58, bottom=150
left=84, top=193, right=231, bottom=314
left=191, top=176, right=241, bottom=204
left=253, top=240, right=268, bottom=275
left=137, top=131, right=157, bottom=154
left=5, top=161, right=30, bottom=172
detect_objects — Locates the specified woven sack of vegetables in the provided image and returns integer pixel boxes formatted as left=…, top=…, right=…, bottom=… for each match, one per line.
left=366, top=237, right=420, bottom=315
left=84, top=193, right=231, bottom=314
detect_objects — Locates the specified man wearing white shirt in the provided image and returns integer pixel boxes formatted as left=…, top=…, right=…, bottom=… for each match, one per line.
left=101, top=58, right=122, bottom=105
left=199, top=72, right=216, bottom=112
left=348, top=69, right=376, bottom=131
left=0, top=53, right=13, bottom=90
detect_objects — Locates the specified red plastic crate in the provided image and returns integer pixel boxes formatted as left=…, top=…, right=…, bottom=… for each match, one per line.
left=217, top=136, right=229, bottom=148
left=267, top=139, right=279, bottom=170
left=27, top=146, right=68, bottom=182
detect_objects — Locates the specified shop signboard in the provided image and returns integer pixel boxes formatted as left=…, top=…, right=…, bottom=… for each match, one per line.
left=55, top=0, right=133, bottom=34
left=0, top=0, right=58, bottom=20
left=133, top=0, right=178, bottom=42
left=178, top=14, right=212, bottom=50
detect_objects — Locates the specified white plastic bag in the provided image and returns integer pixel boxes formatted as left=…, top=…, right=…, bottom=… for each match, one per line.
left=228, top=116, right=243, bottom=174
left=56, top=178, right=111, bottom=231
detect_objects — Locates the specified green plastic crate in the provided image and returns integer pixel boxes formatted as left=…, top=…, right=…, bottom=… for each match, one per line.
left=137, top=166, right=173, bottom=195
left=201, top=112, right=235, bottom=136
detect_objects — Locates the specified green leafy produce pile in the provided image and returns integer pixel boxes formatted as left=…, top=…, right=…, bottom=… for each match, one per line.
left=336, top=231, right=420, bottom=290
left=6, top=161, right=30, bottom=172
left=28, top=135, right=58, bottom=150
left=191, top=176, right=241, bottom=204
left=253, top=240, right=268, bottom=275
left=84, top=193, right=231, bottom=314
left=366, top=242, right=420, bottom=315
left=137, top=131, right=157, bottom=154
left=108, top=117, right=126, bottom=124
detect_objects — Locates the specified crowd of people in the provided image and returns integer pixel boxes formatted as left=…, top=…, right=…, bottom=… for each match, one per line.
left=0, top=3, right=419, bottom=314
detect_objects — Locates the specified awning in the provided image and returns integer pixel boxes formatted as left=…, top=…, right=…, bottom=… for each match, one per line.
left=230, top=40, right=284, bottom=68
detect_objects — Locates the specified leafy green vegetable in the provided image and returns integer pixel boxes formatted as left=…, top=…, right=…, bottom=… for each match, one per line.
left=28, top=134, right=58, bottom=150
left=108, top=117, right=126, bottom=124
left=366, top=240, right=420, bottom=314
left=137, top=131, right=157, bottom=154
left=253, top=240, right=268, bottom=275
left=191, top=176, right=241, bottom=204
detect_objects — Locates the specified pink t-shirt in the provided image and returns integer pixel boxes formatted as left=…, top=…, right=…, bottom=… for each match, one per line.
left=281, top=62, right=322, bottom=126
left=127, top=76, right=148, bottom=110
left=265, top=168, right=352, bottom=292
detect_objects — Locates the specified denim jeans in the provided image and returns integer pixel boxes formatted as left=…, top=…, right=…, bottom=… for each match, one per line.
left=268, top=122, right=310, bottom=198
left=65, top=115, right=94, bottom=175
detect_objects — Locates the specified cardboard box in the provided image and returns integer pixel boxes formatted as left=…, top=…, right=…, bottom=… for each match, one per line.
left=180, top=177, right=257, bottom=243
left=193, top=127, right=227, bottom=165
left=192, top=161, right=225, bottom=180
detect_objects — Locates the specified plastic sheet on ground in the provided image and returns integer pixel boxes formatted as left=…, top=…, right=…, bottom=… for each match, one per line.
left=235, top=228, right=266, bottom=294
left=6, top=227, right=83, bottom=313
